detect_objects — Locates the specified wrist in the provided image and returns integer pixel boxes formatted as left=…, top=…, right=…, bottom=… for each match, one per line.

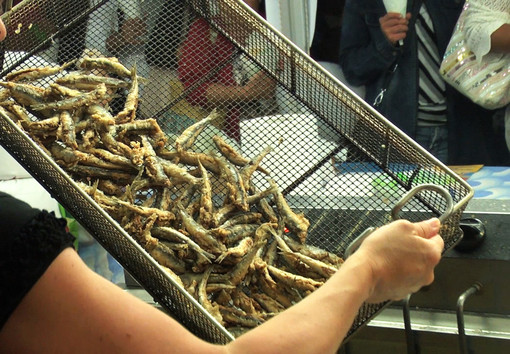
left=338, top=251, right=376, bottom=302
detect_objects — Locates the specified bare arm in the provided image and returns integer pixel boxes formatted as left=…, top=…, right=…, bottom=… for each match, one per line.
left=0, top=248, right=217, bottom=354
left=0, top=218, right=442, bottom=353
left=205, top=71, right=276, bottom=105
left=490, top=23, right=510, bottom=53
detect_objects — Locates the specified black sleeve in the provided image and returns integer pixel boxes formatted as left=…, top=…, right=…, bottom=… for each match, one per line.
left=0, top=192, right=76, bottom=330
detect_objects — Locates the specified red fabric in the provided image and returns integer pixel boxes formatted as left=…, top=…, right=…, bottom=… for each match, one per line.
left=178, top=19, right=241, bottom=140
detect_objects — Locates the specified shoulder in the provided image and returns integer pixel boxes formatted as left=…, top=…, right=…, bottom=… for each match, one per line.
left=426, top=0, right=464, bottom=11
left=344, top=0, right=378, bottom=10
left=345, top=0, right=385, bottom=10
left=0, top=193, right=40, bottom=239
left=0, top=203, right=75, bottom=330
left=344, top=0, right=386, bottom=18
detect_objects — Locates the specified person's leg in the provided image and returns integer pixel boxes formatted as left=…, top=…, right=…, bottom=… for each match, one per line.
left=415, top=125, right=448, bottom=163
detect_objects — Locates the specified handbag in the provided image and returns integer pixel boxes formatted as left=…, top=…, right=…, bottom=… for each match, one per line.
left=440, top=2, right=510, bottom=110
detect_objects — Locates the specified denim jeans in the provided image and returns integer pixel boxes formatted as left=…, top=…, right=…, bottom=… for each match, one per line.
left=415, top=125, right=448, bottom=163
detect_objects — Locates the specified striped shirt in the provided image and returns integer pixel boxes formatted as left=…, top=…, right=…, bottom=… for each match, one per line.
left=416, top=4, right=447, bottom=126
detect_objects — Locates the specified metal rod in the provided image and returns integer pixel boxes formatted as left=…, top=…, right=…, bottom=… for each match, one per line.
left=5, top=0, right=13, bottom=12
left=403, top=294, right=418, bottom=354
left=457, top=283, right=482, bottom=354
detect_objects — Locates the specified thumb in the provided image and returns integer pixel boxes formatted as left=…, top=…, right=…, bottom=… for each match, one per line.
left=415, top=217, right=441, bottom=239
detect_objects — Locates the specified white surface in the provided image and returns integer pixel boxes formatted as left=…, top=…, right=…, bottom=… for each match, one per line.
left=0, top=147, right=60, bottom=213
left=0, top=178, right=60, bottom=214
left=240, top=113, right=337, bottom=192
left=383, top=0, right=407, bottom=17
left=2, top=50, right=58, bottom=74
left=0, top=146, right=32, bottom=180
left=322, top=172, right=377, bottom=198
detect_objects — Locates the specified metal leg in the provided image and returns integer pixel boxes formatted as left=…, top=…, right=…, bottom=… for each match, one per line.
left=457, top=283, right=482, bottom=354
left=403, top=294, right=418, bottom=354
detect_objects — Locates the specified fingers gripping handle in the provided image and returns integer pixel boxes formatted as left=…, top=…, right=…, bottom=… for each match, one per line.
left=344, top=184, right=454, bottom=258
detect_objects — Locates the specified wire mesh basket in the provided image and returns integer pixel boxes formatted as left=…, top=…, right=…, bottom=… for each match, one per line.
left=0, top=0, right=473, bottom=346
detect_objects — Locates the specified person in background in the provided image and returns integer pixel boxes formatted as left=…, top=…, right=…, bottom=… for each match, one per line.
left=461, top=0, right=510, bottom=159
left=0, top=8, right=4, bottom=40
left=310, top=0, right=364, bottom=99
left=54, top=0, right=90, bottom=66
left=177, top=0, right=277, bottom=142
left=339, top=0, right=509, bottom=166
left=310, top=0, right=345, bottom=65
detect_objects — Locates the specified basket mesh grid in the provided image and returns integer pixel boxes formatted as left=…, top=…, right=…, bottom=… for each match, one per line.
left=0, top=0, right=472, bottom=345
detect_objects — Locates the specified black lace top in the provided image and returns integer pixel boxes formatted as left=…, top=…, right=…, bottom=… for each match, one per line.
left=0, top=192, right=75, bottom=330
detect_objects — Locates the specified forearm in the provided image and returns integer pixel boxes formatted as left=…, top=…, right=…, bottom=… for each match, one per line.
left=206, top=83, right=251, bottom=104
left=227, top=254, right=373, bottom=354
left=205, top=73, right=275, bottom=105
left=491, top=23, right=510, bottom=53
left=1, top=247, right=370, bottom=354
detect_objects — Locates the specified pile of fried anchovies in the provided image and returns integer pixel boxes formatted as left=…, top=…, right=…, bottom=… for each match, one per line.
left=0, top=56, right=344, bottom=336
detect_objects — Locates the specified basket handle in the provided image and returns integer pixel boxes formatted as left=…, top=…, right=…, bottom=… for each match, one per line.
left=391, top=183, right=454, bottom=223
left=345, top=184, right=454, bottom=258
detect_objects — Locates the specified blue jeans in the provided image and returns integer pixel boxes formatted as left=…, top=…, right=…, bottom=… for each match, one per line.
left=415, top=125, right=448, bottom=164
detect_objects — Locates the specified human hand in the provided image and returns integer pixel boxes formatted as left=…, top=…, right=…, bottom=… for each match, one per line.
left=354, top=218, right=443, bottom=303
left=379, top=12, right=412, bottom=46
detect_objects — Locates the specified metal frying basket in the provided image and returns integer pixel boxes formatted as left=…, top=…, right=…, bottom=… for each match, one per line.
left=0, top=0, right=473, bottom=346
